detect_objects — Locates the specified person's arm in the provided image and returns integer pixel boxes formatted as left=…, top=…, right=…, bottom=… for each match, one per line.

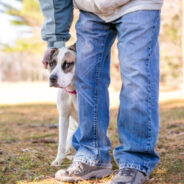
left=38, top=0, right=73, bottom=48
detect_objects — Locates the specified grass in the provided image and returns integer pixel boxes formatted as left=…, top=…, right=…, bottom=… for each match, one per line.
left=0, top=101, right=184, bottom=184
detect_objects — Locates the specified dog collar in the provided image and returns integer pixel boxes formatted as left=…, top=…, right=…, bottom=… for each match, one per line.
left=64, top=88, right=77, bottom=95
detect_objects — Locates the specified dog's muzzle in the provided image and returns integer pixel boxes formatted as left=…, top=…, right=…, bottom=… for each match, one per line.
left=49, top=74, right=58, bottom=85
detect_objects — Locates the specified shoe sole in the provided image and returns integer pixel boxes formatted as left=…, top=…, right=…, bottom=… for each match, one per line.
left=55, top=168, right=112, bottom=182
left=107, top=173, right=150, bottom=184
left=82, top=168, right=112, bottom=180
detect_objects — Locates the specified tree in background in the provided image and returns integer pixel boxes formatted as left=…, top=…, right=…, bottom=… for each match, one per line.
left=1, top=0, right=44, bottom=53
left=0, top=0, right=182, bottom=87
left=182, top=0, right=184, bottom=91
left=159, top=1, right=182, bottom=87
left=0, top=0, right=48, bottom=81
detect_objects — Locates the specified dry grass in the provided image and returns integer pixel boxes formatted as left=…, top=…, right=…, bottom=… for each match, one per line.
left=0, top=100, right=184, bottom=184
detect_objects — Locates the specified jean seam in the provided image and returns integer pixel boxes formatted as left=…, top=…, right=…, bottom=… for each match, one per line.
left=80, top=59, right=97, bottom=78
left=145, top=12, right=160, bottom=155
left=77, top=89, right=94, bottom=107
left=93, top=25, right=111, bottom=149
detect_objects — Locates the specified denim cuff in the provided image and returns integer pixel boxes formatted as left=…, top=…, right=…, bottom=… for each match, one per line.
left=47, top=41, right=65, bottom=48
left=119, top=163, right=150, bottom=175
left=73, top=157, right=112, bottom=168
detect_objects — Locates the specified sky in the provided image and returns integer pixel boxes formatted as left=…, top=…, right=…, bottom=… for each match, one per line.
left=0, top=0, right=32, bottom=47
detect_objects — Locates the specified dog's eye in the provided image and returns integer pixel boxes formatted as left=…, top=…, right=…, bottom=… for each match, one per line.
left=49, top=59, right=56, bottom=67
left=62, top=61, right=74, bottom=70
left=49, top=62, right=54, bottom=67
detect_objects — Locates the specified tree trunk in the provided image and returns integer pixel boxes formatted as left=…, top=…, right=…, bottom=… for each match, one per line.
left=182, top=0, right=184, bottom=93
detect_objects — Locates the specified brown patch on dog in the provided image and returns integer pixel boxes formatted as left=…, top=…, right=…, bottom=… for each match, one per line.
left=62, top=51, right=76, bottom=73
left=51, top=49, right=59, bottom=59
left=64, top=51, right=76, bottom=63
left=48, top=49, right=59, bottom=71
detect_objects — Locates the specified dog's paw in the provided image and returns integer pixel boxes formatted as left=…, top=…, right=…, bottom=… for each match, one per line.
left=51, top=156, right=64, bottom=166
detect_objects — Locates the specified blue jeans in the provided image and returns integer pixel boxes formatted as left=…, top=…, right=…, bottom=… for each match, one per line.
left=73, top=10, right=160, bottom=175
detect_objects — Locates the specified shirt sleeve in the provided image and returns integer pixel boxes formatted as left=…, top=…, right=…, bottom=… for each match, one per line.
left=38, top=0, right=73, bottom=48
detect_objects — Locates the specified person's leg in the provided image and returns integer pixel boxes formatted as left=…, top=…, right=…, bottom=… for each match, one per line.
left=113, top=10, right=160, bottom=176
left=72, top=11, right=116, bottom=167
left=55, top=11, right=117, bottom=182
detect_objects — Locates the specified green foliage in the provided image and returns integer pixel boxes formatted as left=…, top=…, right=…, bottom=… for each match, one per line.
left=1, top=0, right=44, bottom=54
left=22, top=0, right=40, bottom=12
left=3, top=36, right=45, bottom=54
left=4, top=0, right=42, bottom=27
left=11, top=19, right=26, bottom=26
left=163, top=23, right=180, bottom=44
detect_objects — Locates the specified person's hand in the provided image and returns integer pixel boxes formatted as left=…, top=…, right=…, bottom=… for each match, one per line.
left=42, top=48, right=56, bottom=69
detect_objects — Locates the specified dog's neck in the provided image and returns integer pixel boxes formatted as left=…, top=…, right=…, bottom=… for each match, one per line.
left=63, top=80, right=76, bottom=95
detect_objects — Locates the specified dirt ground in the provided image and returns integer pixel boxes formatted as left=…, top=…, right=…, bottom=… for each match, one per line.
left=0, top=98, right=184, bottom=184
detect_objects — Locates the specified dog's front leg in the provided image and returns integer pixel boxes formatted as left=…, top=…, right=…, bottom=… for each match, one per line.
left=51, top=114, right=69, bottom=166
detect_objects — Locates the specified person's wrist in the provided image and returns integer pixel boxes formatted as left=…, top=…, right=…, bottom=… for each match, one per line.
left=47, top=41, right=65, bottom=48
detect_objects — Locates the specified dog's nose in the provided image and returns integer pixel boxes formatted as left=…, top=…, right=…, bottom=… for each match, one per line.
left=49, top=74, right=58, bottom=83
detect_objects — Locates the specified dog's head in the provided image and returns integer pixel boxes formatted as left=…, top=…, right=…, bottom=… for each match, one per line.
left=46, top=44, right=76, bottom=88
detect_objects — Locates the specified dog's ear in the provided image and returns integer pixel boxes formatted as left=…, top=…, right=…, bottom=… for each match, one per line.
left=68, top=44, right=76, bottom=52
left=43, top=48, right=58, bottom=69
left=48, top=48, right=58, bottom=61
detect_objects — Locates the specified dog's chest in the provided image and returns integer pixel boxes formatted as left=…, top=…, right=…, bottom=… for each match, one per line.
left=57, top=89, right=78, bottom=121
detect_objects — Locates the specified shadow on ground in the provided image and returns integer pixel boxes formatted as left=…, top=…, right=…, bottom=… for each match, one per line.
left=0, top=101, right=184, bottom=184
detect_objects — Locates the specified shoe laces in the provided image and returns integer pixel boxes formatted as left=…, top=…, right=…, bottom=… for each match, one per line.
left=111, top=168, right=137, bottom=178
left=67, top=162, right=85, bottom=175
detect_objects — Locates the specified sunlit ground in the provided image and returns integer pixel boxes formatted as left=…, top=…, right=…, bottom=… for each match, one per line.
left=0, top=82, right=184, bottom=106
left=0, top=82, right=184, bottom=184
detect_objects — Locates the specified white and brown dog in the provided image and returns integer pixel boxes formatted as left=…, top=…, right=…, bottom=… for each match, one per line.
left=45, top=44, right=78, bottom=166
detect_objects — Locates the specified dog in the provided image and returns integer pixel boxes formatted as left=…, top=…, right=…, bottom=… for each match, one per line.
left=45, top=44, right=78, bottom=166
